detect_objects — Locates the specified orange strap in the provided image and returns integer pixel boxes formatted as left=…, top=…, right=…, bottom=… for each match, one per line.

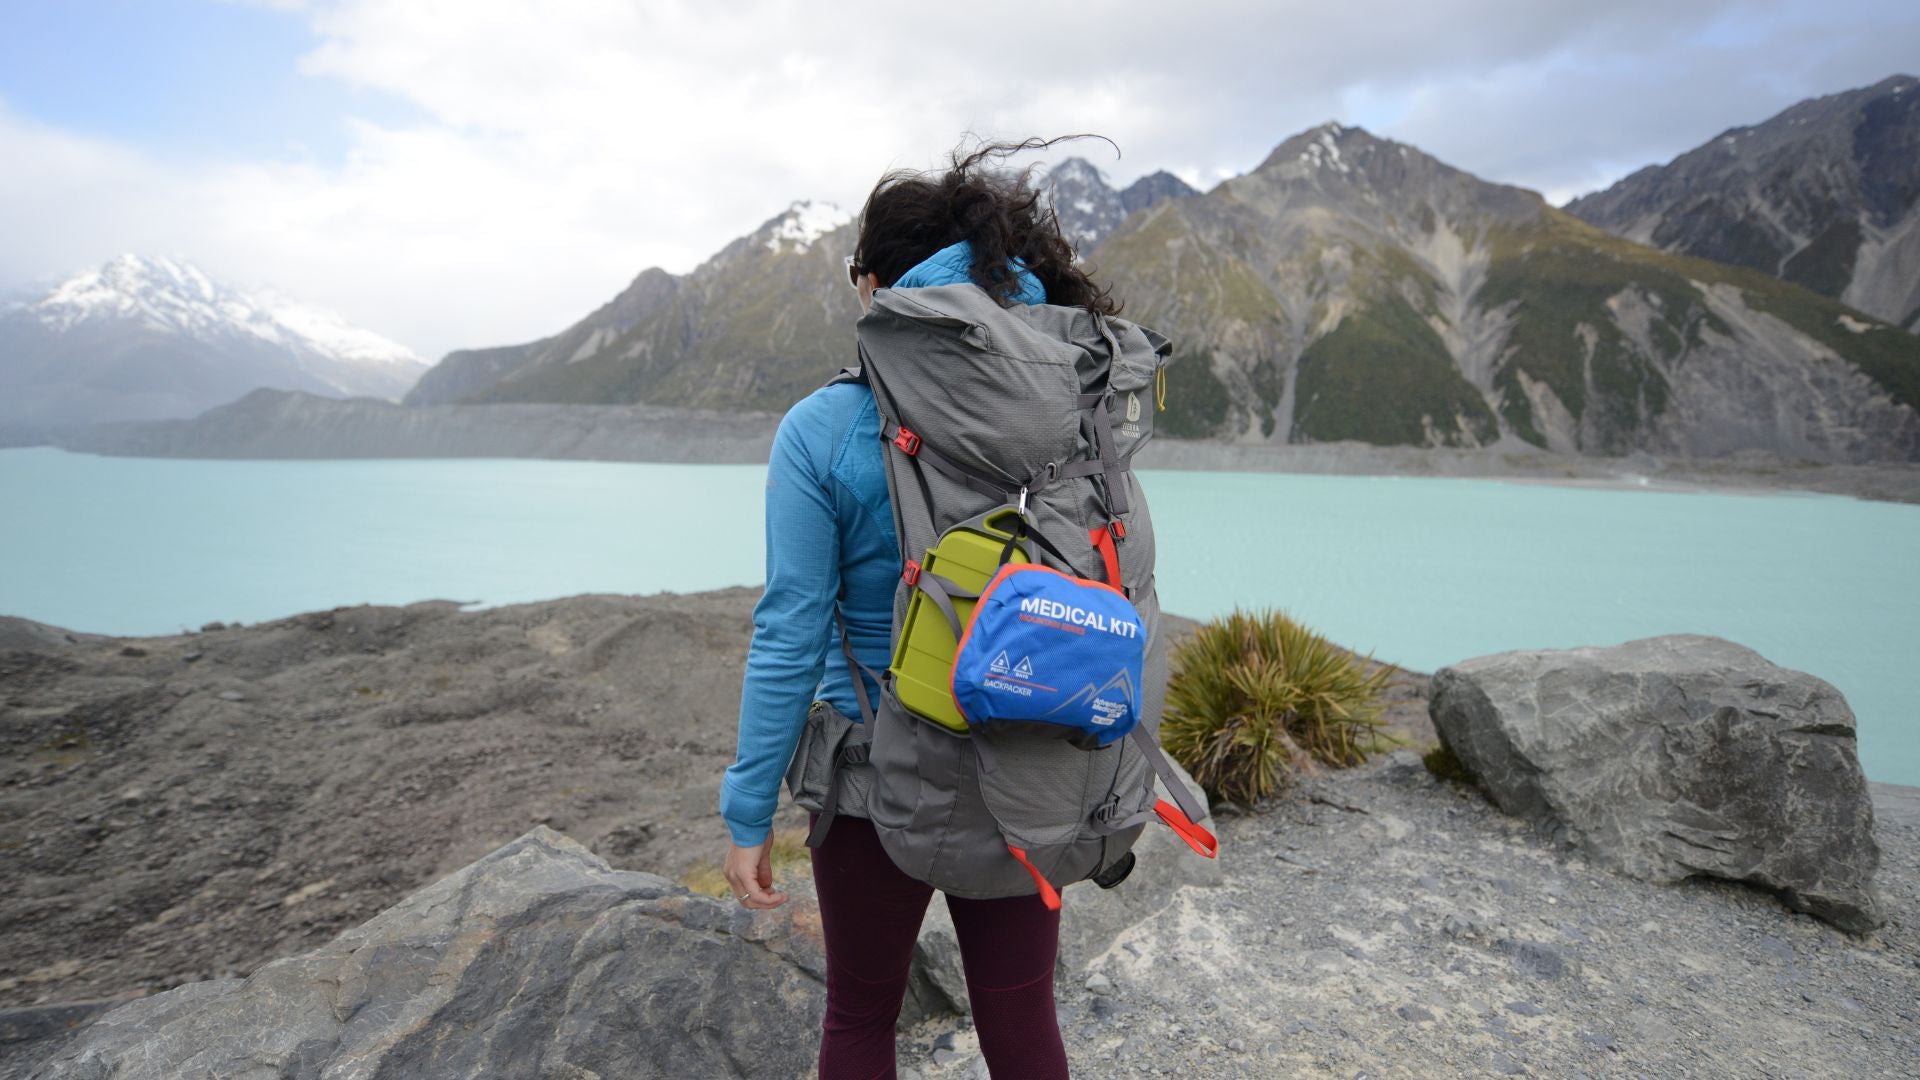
left=1005, top=845, right=1062, bottom=910
left=1154, top=798, right=1219, bottom=859
left=1087, top=523, right=1122, bottom=587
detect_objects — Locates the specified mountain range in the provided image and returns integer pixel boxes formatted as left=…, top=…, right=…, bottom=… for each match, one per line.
left=404, top=201, right=855, bottom=411
left=1568, top=74, right=1919, bottom=334
left=15, top=76, right=1920, bottom=464
left=401, top=167, right=1202, bottom=413
left=1093, top=121, right=1918, bottom=460
left=0, top=255, right=426, bottom=434
left=406, top=77, right=1920, bottom=463
left=1041, top=158, right=1199, bottom=251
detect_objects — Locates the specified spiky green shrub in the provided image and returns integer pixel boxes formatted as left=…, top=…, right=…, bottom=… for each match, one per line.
left=1161, top=609, right=1395, bottom=805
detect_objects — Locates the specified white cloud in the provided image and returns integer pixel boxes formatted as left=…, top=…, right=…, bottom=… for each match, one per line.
left=3, top=0, right=1915, bottom=358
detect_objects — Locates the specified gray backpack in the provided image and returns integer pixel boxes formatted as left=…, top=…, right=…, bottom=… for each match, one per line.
left=786, top=282, right=1214, bottom=906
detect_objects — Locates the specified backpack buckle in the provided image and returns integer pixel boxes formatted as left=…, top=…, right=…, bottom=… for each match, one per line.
left=1091, top=849, right=1136, bottom=890
left=1107, top=520, right=1127, bottom=542
left=902, top=560, right=921, bottom=586
left=892, top=427, right=921, bottom=456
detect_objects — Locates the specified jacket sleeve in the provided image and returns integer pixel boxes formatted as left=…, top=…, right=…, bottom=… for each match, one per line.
left=719, top=398, right=841, bottom=847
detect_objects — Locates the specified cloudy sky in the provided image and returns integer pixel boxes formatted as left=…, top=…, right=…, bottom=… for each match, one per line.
left=2, top=0, right=1914, bottom=360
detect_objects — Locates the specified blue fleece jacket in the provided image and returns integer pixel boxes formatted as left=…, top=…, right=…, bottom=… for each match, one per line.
left=718, top=241, right=1047, bottom=846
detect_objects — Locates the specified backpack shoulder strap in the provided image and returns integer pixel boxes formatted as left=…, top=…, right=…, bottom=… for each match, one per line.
left=825, top=364, right=866, bottom=388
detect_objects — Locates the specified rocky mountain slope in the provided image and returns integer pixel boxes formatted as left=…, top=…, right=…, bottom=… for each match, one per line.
left=403, top=119, right=1920, bottom=464
left=402, top=267, right=680, bottom=406
left=1568, top=75, right=1920, bottom=335
left=0, top=255, right=427, bottom=433
left=410, top=169, right=1201, bottom=416
left=448, top=201, right=863, bottom=413
left=1090, top=122, right=1920, bottom=461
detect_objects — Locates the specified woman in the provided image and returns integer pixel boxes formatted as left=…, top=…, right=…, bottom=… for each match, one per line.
left=719, top=137, right=1121, bottom=1079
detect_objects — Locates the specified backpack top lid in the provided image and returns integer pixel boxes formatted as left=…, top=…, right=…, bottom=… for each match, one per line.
left=854, top=282, right=1171, bottom=496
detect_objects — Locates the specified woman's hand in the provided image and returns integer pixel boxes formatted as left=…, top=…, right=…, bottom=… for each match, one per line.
left=724, top=839, right=790, bottom=909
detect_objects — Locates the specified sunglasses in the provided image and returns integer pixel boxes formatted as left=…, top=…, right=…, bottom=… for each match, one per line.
left=844, top=254, right=868, bottom=290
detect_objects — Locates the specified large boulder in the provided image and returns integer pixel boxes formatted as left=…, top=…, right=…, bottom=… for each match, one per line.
left=911, top=754, right=1222, bottom=1009
left=28, top=827, right=826, bottom=1080
left=1430, top=634, right=1883, bottom=932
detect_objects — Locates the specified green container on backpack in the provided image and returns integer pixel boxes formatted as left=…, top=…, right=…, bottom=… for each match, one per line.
left=889, top=510, right=1027, bottom=733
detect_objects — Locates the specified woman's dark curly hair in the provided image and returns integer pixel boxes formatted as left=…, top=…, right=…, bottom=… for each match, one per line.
left=854, top=135, right=1122, bottom=316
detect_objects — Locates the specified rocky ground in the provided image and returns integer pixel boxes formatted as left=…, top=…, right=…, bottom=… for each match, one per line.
left=894, top=762, right=1919, bottom=1079
left=3, top=589, right=1913, bottom=1078
left=0, top=588, right=1425, bottom=1014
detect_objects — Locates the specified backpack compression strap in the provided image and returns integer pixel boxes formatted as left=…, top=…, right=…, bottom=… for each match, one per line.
left=804, top=604, right=881, bottom=849
left=879, top=396, right=1134, bottom=590
left=995, top=723, right=1217, bottom=912
left=1096, top=726, right=1219, bottom=859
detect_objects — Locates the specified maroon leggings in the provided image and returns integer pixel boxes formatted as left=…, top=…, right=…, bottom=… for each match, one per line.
left=808, top=811, right=1069, bottom=1080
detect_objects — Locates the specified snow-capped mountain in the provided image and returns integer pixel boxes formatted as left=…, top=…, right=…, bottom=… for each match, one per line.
left=414, top=201, right=862, bottom=411
left=0, top=255, right=428, bottom=432
left=1042, top=158, right=1198, bottom=253
left=763, top=200, right=851, bottom=254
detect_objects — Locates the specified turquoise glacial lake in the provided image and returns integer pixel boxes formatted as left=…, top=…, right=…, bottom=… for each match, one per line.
left=3, top=446, right=1915, bottom=786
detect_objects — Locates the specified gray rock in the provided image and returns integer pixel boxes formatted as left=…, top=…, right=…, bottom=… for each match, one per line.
left=1498, top=938, right=1579, bottom=981
left=1054, top=754, right=1222, bottom=975
left=1430, top=634, right=1883, bottom=931
left=1362, top=748, right=1433, bottom=785
left=27, top=827, right=825, bottom=1079
left=905, top=916, right=970, bottom=1022
left=0, top=1000, right=118, bottom=1067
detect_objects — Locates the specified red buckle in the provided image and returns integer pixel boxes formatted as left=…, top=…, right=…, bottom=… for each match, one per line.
left=1107, top=520, right=1127, bottom=541
left=892, top=427, right=921, bottom=455
left=902, top=560, right=921, bottom=586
